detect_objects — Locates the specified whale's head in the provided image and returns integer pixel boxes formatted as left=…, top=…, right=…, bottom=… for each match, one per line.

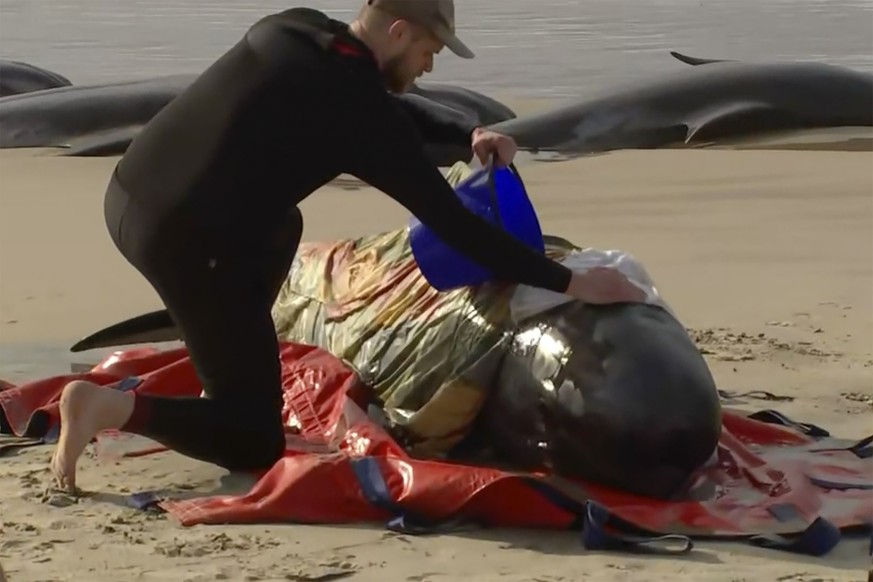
left=477, top=300, right=721, bottom=499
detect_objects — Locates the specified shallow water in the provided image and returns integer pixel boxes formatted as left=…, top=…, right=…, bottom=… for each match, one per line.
left=0, top=0, right=871, bottom=98
left=0, top=1, right=871, bottom=376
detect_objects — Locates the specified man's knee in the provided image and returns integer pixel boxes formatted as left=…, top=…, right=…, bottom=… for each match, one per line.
left=217, top=424, right=286, bottom=472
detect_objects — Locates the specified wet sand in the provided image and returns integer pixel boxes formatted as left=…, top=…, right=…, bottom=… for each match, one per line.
left=0, top=138, right=871, bottom=581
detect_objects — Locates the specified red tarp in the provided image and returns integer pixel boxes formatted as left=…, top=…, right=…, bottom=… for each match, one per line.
left=1, top=343, right=871, bottom=556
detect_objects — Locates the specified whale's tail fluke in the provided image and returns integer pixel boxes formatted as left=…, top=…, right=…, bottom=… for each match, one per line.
left=70, top=309, right=180, bottom=352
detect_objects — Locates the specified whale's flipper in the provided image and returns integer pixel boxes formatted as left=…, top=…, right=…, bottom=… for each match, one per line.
left=683, top=101, right=797, bottom=143
left=70, top=309, right=180, bottom=352
left=669, top=51, right=732, bottom=66
left=62, top=125, right=142, bottom=157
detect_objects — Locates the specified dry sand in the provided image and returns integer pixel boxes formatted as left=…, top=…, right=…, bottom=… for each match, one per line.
left=1, top=140, right=872, bottom=581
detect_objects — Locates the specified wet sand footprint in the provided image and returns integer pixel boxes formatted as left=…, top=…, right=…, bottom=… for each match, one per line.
left=277, top=553, right=362, bottom=582
left=1, top=521, right=39, bottom=535
left=688, top=326, right=842, bottom=362
left=20, top=537, right=75, bottom=564
left=17, top=466, right=50, bottom=489
left=38, top=485, right=84, bottom=507
left=282, top=566, right=359, bottom=581
left=155, top=532, right=280, bottom=558
left=0, top=521, right=40, bottom=554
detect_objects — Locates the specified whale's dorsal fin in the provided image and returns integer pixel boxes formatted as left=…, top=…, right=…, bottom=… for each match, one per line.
left=670, top=51, right=732, bottom=66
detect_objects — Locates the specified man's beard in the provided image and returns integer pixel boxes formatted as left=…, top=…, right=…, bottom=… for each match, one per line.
left=382, top=54, right=415, bottom=93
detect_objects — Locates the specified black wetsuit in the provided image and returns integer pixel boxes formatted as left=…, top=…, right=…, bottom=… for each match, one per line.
left=107, top=7, right=573, bottom=471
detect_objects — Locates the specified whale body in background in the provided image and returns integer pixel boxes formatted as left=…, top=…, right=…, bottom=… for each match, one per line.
left=2, top=51, right=871, bottom=164
left=408, top=81, right=516, bottom=126
left=0, top=74, right=192, bottom=151
left=0, top=66, right=516, bottom=164
left=488, top=53, right=873, bottom=156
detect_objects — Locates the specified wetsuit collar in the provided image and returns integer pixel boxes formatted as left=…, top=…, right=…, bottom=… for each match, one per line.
left=275, top=7, right=377, bottom=64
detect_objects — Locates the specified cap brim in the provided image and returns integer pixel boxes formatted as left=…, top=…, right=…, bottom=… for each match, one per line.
left=433, top=25, right=475, bottom=59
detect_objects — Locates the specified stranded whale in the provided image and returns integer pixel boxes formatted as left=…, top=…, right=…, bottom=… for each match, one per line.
left=0, top=67, right=515, bottom=165
left=489, top=56, right=873, bottom=156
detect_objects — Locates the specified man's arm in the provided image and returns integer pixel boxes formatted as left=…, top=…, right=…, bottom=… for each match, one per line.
left=390, top=92, right=481, bottom=146
left=341, top=87, right=572, bottom=294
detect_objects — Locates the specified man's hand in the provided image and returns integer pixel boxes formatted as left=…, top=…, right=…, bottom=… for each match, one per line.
left=565, top=267, right=648, bottom=305
left=472, top=127, right=518, bottom=167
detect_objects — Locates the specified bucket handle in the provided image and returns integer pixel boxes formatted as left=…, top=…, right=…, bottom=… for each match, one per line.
left=485, top=154, right=527, bottom=228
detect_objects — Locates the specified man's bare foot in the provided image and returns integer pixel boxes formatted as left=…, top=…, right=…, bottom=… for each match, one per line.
left=50, top=381, right=135, bottom=494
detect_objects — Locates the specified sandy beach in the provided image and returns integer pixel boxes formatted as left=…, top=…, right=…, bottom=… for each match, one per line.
left=1, top=135, right=871, bottom=581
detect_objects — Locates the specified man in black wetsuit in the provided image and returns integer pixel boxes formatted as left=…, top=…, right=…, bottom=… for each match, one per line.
left=50, top=0, right=645, bottom=492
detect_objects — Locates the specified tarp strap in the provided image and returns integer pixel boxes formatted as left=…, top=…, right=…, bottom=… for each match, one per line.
left=718, top=389, right=794, bottom=402
left=42, top=424, right=60, bottom=444
left=581, top=501, right=696, bottom=555
left=807, top=434, right=873, bottom=460
left=747, top=409, right=831, bottom=438
left=350, top=457, right=474, bottom=535
left=0, top=436, right=45, bottom=456
left=848, top=435, right=873, bottom=459
left=522, top=479, right=694, bottom=555
left=351, top=459, right=695, bottom=554
left=869, top=528, right=873, bottom=558
left=748, top=503, right=842, bottom=557
left=807, top=475, right=873, bottom=491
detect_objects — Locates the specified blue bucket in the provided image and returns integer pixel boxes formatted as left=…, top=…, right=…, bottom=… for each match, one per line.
left=408, top=161, right=546, bottom=291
